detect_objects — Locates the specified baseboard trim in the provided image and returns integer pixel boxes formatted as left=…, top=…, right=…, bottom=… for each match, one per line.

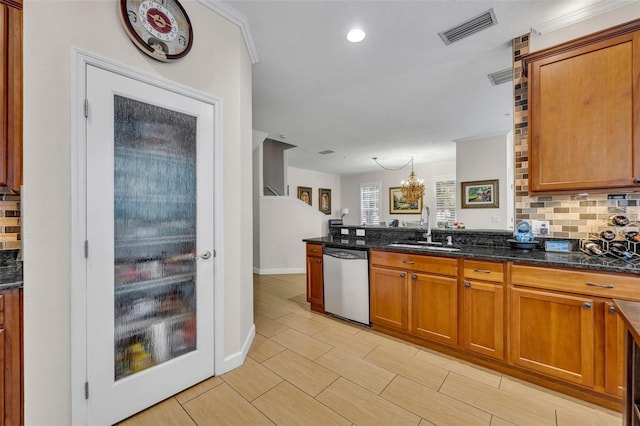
left=253, top=267, right=306, bottom=275
left=217, top=324, right=255, bottom=375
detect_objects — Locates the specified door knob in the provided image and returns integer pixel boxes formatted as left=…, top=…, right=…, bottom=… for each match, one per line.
left=196, top=250, right=212, bottom=260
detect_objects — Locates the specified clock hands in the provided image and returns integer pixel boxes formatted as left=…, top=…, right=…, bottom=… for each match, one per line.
left=148, top=12, right=172, bottom=30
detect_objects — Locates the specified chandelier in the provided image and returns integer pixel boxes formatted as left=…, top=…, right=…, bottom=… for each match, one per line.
left=400, top=157, right=424, bottom=203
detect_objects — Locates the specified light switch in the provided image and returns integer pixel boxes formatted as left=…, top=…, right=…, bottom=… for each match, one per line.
left=356, top=229, right=365, bottom=237
left=341, top=228, right=349, bottom=235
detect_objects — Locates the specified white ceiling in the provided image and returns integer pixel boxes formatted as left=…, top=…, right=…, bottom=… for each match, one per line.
left=224, top=0, right=625, bottom=175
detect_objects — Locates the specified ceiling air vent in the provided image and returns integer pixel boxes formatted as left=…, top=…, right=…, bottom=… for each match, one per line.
left=318, top=150, right=335, bottom=155
left=438, top=9, right=498, bottom=45
left=488, top=67, right=513, bottom=86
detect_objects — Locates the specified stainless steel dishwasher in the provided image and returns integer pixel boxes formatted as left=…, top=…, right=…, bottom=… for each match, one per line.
left=322, top=247, right=370, bottom=326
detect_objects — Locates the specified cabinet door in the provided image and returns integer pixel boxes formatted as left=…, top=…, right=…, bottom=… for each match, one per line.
left=0, top=4, right=22, bottom=191
left=604, top=301, right=625, bottom=397
left=510, top=287, right=595, bottom=386
left=411, top=272, right=457, bottom=345
left=370, top=266, right=408, bottom=331
left=306, top=254, right=324, bottom=307
left=462, top=280, right=504, bottom=360
left=528, top=31, right=640, bottom=193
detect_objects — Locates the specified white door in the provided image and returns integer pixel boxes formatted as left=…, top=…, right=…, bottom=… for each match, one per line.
left=85, top=64, right=215, bottom=425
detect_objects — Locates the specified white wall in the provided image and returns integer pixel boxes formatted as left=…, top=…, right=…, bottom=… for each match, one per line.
left=257, top=197, right=326, bottom=274
left=530, top=2, right=640, bottom=52
left=287, top=166, right=342, bottom=217
left=23, top=1, right=253, bottom=424
left=340, top=160, right=456, bottom=227
left=455, top=134, right=512, bottom=230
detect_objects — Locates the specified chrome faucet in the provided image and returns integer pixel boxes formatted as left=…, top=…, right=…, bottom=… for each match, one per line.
left=420, top=206, right=432, bottom=243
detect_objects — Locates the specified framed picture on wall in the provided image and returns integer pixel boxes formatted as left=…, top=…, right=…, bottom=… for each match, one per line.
left=319, top=188, right=331, bottom=214
left=461, top=179, right=499, bottom=208
left=297, top=186, right=312, bottom=206
left=389, top=187, right=422, bottom=214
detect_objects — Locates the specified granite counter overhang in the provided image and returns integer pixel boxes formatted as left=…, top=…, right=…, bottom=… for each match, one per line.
left=304, top=236, right=640, bottom=276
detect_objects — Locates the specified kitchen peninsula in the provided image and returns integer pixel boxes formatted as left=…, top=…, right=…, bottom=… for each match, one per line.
left=305, top=226, right=640, bottom=411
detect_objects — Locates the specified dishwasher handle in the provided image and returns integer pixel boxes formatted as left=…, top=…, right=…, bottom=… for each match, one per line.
left=323, top=247, right=368, bottom=260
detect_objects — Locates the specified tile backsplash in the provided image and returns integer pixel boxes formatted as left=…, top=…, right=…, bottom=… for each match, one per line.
left=511, top=35, right=639, bottom=239
left=0, top=198, right=21, bottom=250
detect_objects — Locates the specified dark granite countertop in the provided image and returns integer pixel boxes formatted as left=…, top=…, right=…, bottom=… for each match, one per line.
left=304, top=235, right=640, bottom=276
left=0, top=250, right=23, bottom=290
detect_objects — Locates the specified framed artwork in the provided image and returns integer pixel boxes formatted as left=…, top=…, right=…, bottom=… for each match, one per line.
left=389, top=187, right=422, bottom=214
left=319, top=188, right=331, bottom=215
left=297, top=186, right=312, bottom=206
left=461, top=179, right=499, bottom=208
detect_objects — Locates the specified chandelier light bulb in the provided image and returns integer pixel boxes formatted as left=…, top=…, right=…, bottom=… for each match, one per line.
left=347, top=28, right=366, bottom=43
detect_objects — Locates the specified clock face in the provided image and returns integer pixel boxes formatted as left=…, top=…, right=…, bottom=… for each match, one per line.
left=119, top=0, right=193, bottom=62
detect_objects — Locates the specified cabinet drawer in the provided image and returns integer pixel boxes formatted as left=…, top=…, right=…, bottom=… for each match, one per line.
left=512, top=264, right=640, bottom=301
left=464, top=260, right=504, bottom=283
left=370, top=250, right=457, bottom=276
left=306, top=243, right=323, bottom=258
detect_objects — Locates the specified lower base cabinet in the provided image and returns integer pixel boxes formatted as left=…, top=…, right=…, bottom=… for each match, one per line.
left=305, top=243, right=324, bottom=312
left=462, top=280, right=504, bottom=360
left=0, top=287, right=22, bottom=425
left=509, top=286, right=595, bottom=387
left=604, top=301, right=625, bottom=397
left=412, top=272, right=457, bottom=345
left=369, top=266, right=408, bottom=331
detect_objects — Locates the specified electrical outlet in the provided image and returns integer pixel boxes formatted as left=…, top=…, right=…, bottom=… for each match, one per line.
left=341, top=228, right=349, bottom=235
left=356, top=229, right=365, bottom=237
left=532, top=220, right=550, bottom=235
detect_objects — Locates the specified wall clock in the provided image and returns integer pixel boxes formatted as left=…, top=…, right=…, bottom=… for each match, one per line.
left=119, top=0, right=193, bottom=62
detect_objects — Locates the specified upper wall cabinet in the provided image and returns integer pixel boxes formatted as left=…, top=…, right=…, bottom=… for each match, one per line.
left=525, top=19, right=640, bottom=194
left=0, top=1, right=22, bottom=192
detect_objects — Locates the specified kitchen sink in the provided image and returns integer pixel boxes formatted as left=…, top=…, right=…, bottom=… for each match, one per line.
left=386, top=243, right=461, bottom=252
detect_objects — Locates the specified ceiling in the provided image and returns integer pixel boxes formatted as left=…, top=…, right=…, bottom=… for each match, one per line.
left=224, top=0, right=626, bottom=176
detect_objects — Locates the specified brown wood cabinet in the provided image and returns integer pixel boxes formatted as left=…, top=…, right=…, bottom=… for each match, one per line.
left=369, top=250, right=457, bottom=344
left=0, top=1, right=22, bottom=192
left=525, top=19, right=640, bottom=194
left=604, top=300, right=625, bottom=397
left=0, top=287, right=22, bottom=425
left=510, top=286, right=595, bottom=386
left=370, top=265, right=409, bottom=331
left=461, top=260, right=505, bottom=360
left=305, top=243, right=324, bottom=312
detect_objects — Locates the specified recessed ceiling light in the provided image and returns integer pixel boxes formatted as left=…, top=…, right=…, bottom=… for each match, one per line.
left=347, top=28, right=365, bottom=43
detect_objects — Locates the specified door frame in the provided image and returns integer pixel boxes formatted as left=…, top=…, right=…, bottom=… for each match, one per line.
left=70, top=49, right=225, bottom=424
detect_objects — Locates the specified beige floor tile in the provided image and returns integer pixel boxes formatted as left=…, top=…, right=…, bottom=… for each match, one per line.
left=440, top=373, right=556, bottom=425
left=174, top=376, right=224, bottom=405
left=316, top=377, right=421, bottom=426
left=419, top=420, right=437, bottom=426
left=270, top=328, right=333, bottom=360
left=555, top=405, right=621, bottom=426
left=381, top=375, right=491, bottom=426
left=308, top=313, right=367, bottom=335
left=356, top=329, right=420, bottom=356
left=489, top=416, right=517, bottom=426
left=248, top=333, right=286, bottom=363
left=254, top=301, right=292, bottom=320
left=288, top=293, right=308, bottom=305
left=275, top=312, right=328, bottom=335
left=316, top=348, right=396, bottom=394
left=364, top=345, right=448, bottom=390
left=312, top=325, right=378, bottom=358
left=182, top=383, right=274, bottom=426
left=119, top=397, right=195, bottom=426
left=254, top=314, right=289, bottom=337
left=262, top=350, right=339, bottom=397
left=414, top=348, right=502, bottom=388
left=221, top=357, right=283, bottom=401
left=252, top=381, right=352, bottom=426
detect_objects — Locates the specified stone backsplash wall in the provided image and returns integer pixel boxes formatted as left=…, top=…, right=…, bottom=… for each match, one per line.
left=0, top=198, right=20, bottom=250
left=512, top=35, right=639, bottom=239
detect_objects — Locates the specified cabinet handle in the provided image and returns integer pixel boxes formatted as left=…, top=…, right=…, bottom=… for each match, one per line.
left=473, top=269, right=492, bottom=274
left=634, top=178, right=640, bottom=184
left=402, top=260, right=415, bottom=264
left=316, top=259, right=322, bottom=264
left=583, top=302, right=592, bottom=309
left=412, top=274, right=417, bottom=279
left=609, top=305, right=617, bottom=314
left=464, top=282, right=471, bottom=288
left=400, top=273, right=405, bottom=278
left=586, top=282, right=614, bottom=289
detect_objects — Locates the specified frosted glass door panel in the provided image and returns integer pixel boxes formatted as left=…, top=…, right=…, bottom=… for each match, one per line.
left=113, top=96, right=197, bottom=380
left=86, top=64, right=215, bottom=426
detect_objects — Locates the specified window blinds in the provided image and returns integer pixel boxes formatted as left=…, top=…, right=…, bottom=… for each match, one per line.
left=435, top=177, right=456, bottom=227
left=360, top=183, right=380, bottom=226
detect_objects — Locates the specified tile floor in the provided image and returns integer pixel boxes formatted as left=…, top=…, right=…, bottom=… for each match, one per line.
left=120, top=273, right=621, bottom=426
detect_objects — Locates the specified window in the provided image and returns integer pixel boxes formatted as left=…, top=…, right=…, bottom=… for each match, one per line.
left=435, top=177, right=456, bottom=228
left=360, top=182, right=380, bottom=225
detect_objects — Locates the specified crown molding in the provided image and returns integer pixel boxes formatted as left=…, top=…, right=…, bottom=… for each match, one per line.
left=198, top=0, right=260, bottom=64
left=531, top=0, right=638, bottom=35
